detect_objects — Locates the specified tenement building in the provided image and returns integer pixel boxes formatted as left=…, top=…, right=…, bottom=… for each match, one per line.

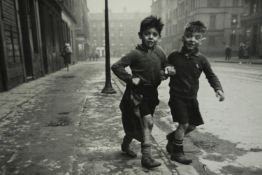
left=151, top=0, right=247, bottom=56
left=0, top=0, right=89, bottom=92
left=241, top=0, right=262, bottom=58
left=89, top=11, right=148, bottom=58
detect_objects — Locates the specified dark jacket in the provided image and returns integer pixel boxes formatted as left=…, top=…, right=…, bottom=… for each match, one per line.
left=111, top=44, right=166, bottom=141
left=111, top=44, right=167, bottom=87
left=168, top=47, right=223, bottom=99
left=225, top=47, right=232, bottom=56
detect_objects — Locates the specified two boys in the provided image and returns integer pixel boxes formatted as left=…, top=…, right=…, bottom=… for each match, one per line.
left=112, top=17, right=225, bottom=168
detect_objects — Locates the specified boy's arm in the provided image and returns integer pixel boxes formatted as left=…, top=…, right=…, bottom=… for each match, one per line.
left=111, top=53, right=133, bottom=84
left=164, top=52, right=176, bottom=77
left=202, top=57, right=225, bottom=101
left=157, top=46, right=169, bottom=80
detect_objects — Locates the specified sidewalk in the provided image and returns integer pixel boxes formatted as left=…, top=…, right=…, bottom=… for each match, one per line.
left=211, top=56, right=262, bottom=65
left=0, top=62, right=181, bottom=175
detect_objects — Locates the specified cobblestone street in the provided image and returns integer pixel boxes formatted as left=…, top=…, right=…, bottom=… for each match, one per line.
left=1, top=60, right=262, bottom=175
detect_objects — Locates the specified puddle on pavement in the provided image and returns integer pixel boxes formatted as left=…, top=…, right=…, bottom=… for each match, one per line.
left=58, top=112, right=70, bottom=115
left=191, top=131, right=262, bottom=174
left=61, top=75, right=75, bottom=79
left=47, top=116, right=70, bottom=127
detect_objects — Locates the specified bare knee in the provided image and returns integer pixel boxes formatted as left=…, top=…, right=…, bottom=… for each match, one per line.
left=178, top=123, right=189, bottom=132
left=143, top=114, right=154, bottom=129
left=188, top=125, right=196, bottom=131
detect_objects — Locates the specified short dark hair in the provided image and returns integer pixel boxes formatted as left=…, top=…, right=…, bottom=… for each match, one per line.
left=184, top=21, right=207, bottom=34
left=139, top=15, right=164, bottom=35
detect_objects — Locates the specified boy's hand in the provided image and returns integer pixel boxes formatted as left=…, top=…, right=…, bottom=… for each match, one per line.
left=132, top=77, right=141, bottom=86
left=165, top=66, right=176, bottom=76
left=160, top=70, right=168, bottom=80
left=216, top=90, right=225, bottom=102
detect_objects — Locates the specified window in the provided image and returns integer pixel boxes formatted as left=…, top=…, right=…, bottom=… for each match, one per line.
left=233, top=0, right=238, bottom=6
left=231, top=15, right=238, bottom=27
left=230, top=30, right=236, bottom=45
left=0, top=0, right=3, bottom=19
left=209, top=15, right=216, bottom=29
left=259, top=26, right=262, bottom=44
left=207, top=0, right=220, bottom=7
left=29, top=0, right=38, bottom=52
left=49, top=14, right=55, bottom=49
left=250, top=1, right=258, bottom=15
left=246, top=28, right=251, bottom=40
left=208, top=36, right=215, bottom=46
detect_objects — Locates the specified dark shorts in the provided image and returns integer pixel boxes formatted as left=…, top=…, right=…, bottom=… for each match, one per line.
left=139, top=86, right=159, bottom=117
left=63, top=54, right=71, bottom=65
left=139, top=98, right=158, bottom=116
left=168, top=97, right=204, bottom=126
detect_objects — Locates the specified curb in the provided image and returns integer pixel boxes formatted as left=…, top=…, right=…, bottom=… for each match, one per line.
left=112, top=76, right=199, bottom=175
left=214, top=60, right=262, bottom=65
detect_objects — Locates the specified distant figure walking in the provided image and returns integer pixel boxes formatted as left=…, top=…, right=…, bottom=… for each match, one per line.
left=62, top=43, right=72, bottom=71
left=225, top=45, right=232, bottom=61
left=238, top=42, right=249, bottom=59
left=94, top=52, right=99, bottom=61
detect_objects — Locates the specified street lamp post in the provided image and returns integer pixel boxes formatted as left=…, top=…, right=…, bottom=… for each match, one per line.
left=101, top=0, right=116, bottom=94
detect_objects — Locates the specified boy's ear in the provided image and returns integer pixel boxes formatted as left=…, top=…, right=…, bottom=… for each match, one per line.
left=181, top=36, right=185, bottom=42
left=138, top=32, right=142, bottom=39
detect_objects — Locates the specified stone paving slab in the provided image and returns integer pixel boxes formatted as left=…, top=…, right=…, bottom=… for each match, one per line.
left=0, top=62, right=176, bottom=175
left=113, top=75, right=199, bottom=175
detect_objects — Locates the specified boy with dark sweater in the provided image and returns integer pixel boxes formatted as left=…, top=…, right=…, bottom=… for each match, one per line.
left=111, top=16, right=166, bottom=169
left=165, top=21, right=225, bottom=164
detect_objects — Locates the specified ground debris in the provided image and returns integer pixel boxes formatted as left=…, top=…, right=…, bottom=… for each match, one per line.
left=47, top=116, right=70, bottom=127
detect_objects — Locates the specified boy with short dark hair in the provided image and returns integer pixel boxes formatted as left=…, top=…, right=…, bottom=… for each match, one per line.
left=165, top=21, right=225, bottom=164
left=111, top=15, right=166, bottom=169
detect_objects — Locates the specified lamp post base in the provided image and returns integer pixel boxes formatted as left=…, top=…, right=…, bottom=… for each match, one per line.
left=101, top=86, right=116, bottom=94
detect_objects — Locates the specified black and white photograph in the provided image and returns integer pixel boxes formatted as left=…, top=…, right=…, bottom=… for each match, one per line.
left=0, top=0, right=262, bottom=174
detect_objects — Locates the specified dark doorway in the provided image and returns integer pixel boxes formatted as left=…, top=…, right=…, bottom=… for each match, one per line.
left=251, top=25, right=258, bottom=57
left=0, top=58, right=5, bottom=92
left=0, top=43, right=6, bottom=91
left=38, top=2, right=48, bottom=74
left=0, top=2, right=6, bottom=92
left=18, top=0, right=33, bottom=79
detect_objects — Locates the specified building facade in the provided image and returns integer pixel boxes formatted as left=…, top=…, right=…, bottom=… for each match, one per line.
left=0, top=0, right=81, bottom=92
left=241, top=0, right=262, bottom=58
left=151, top=0, right=247, bottom=56
left=73, top=0, right=90, bottom=61
left=0, top=0, right=26, bottom=91
left=89, top=11, right=148, bottom=58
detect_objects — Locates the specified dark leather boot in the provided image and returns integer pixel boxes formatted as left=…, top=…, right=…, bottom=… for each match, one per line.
left=121, top=136, right=137, bottom=158
left=171, top=145, right=192, bottom=165
left=166, top=131, right=175, bottom=154
left=141, top=144, right=161, bottom=169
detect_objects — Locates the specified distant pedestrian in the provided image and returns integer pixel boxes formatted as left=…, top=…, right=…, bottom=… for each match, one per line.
left=62, top=43, right=72, bottom=71
left=88, top=52, right=93, bottom=61
left=238, top=42, right=245, bottom=59
left=238, top=42, right=250, bottom=59
left=111, top=16, right=166, bottom=169
left=165, top=21, right=225, bottom=165
left=225, top=45, right=232, bottom=61
left=243, top=43, right=249, bottom=59
left=94, top=52, right=99, bottom=61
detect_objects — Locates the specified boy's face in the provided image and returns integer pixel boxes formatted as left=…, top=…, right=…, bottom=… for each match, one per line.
left=139, top=28, right=160, bottom=49
left=183, top=31, right=204, bottom=51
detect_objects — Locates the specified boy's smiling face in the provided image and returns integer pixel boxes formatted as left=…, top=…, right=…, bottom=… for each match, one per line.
left=139, top=27, right=160, bottom=49
left=183, top=31, right=205, bottom=51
